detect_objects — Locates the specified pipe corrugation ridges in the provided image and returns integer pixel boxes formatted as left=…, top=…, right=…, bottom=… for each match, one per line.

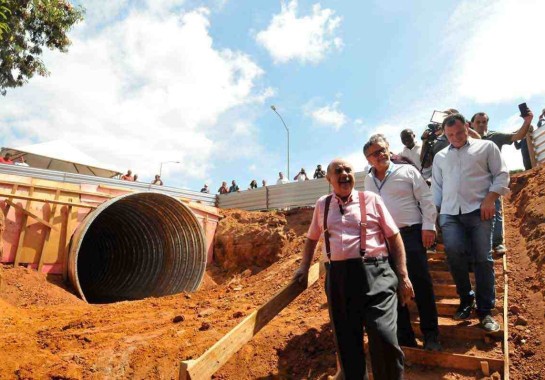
left=68, top=192, right=206, bottom=303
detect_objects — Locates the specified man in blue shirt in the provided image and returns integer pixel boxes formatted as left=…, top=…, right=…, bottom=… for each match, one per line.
left=432, top=113, right=509, bottom=332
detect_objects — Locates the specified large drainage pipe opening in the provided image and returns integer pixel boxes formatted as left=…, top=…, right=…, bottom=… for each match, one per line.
left=68, top=192, right=206, bottom=303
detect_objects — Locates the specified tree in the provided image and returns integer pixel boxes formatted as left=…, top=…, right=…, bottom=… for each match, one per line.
left=0, top=0, right=84, bottom=95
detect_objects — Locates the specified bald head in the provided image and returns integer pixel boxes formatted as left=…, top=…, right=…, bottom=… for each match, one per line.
left=327, top=158, right=353, bottom=175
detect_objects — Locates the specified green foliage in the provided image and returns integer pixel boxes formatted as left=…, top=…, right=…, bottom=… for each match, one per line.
left=0, top=0, right=84, bottom=95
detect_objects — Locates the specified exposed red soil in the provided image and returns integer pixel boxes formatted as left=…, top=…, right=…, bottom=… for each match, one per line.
left=0, top=167, right=544, bottom=379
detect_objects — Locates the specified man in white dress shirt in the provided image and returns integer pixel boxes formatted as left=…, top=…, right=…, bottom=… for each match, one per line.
left=432, top=113, right=509, bottom=332
left=399, top=129, right=422, bottom=171
left=364, top=134, right=441, bottom=351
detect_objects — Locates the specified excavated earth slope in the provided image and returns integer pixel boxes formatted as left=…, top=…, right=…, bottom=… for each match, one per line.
left=0, top=167, right=545, bottom=379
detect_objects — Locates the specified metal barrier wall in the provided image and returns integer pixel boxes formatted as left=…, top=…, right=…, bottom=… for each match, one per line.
left=218, top=172, right=367, bottom=211
left=533, top=126, right=545, bottom=165
left=0, top=165, right=216, bottom=206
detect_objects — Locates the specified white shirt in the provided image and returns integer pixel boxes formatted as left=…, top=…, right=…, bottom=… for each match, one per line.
left=431, top=138, right=510, bottom=215
left=400, top=142, right=422, bottom=170
left=365, top=163, right=436, bottom=231
left=276, top=177, right=289, bottom=185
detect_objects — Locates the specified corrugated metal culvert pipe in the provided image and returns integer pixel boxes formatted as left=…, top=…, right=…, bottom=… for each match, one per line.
left=68, top=192, right=206, bottom=303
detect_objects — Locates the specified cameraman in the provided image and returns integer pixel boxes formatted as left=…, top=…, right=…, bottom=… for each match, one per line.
left=294, top=168, right=309, bottom=181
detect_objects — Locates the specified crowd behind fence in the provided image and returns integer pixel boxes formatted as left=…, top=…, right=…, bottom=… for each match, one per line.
left=218, top=172, right=367, bottom=211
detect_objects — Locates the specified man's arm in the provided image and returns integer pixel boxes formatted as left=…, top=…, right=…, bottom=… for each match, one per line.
left=387, top=233, right=415, bottom=306
left=410, top=168, right=437, bottom=248
left=294, top=238, right=318, bottom=282
left=511, top=111, right=534, bottom=142
left=482, top=143, right=510, bottom=220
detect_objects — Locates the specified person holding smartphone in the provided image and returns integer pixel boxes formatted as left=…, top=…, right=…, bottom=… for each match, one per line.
left=470, top=107, right=533, bottom=253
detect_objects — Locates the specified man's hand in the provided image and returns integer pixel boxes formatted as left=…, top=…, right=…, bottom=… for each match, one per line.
left=293, top=265, right=310, bottom=284
left=523, top=110, right=534, bottom=125
left=421, top=230, right=436, bottom=248
left=480, top=193, right=498, bottom=220
left=398, top=275, right=415, bottom=307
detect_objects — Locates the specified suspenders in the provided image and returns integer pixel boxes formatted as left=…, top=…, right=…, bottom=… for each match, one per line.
left=323, top=191, right=368, bottom=262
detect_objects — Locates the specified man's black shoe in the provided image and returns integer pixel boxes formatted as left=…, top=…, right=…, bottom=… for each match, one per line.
left=453, top=299, right=475, bottom=320
left=423, top=334, right=443, bottom=351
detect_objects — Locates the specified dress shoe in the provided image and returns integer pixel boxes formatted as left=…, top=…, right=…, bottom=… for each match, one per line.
left=423, top=333, right=443, bottom=351
left=453, top=298, right=475, bottom=320
left=480, top=314, right=500, bottom=332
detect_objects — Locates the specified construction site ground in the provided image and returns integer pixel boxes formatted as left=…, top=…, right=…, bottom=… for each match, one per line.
left=1, top=166, right=544, bottom=379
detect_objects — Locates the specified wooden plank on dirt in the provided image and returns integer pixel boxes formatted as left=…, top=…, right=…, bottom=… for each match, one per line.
left=4, top=199, right=57, bottom=230
left=13, top=186, right=34, bottom=266
left=180, top=262, right=324, bottom=380
left=0, top=192, right=97, bottom=209
left=402, top=347, right=504, bottom=373
left=503, top=253, right=510, bottom=380
left=37, top=189, right=61, bottom=272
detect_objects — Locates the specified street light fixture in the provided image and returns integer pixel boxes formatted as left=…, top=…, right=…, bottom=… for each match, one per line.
left=159, top=161, right=181, bottom=177
left=270, top=105, right=290, bottom=179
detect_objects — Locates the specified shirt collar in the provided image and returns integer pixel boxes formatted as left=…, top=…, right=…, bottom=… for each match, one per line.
left=371, top=161, right=395, bottom=178
left=333, top=189, right=356, bottom=205
left=448, top=137, right=473, bottom=150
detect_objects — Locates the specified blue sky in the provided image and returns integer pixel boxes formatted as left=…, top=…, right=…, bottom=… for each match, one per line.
left=1, top=0, right=544, bottom=191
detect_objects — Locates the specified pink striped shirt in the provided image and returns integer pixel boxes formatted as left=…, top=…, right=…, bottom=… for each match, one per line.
left=307, top=190, right=399, bottom=261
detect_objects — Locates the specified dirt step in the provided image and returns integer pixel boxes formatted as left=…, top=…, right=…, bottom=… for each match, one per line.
left=433, top=283, right=457, bottom=298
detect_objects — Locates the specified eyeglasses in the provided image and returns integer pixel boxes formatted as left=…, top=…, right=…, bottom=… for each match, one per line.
left=366, top=147, right=387, bottom=158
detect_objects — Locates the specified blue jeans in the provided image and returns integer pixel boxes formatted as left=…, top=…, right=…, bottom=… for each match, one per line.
left=491, top=198, right=503, bottom=247
left=439, top=210, right=495, bottom=316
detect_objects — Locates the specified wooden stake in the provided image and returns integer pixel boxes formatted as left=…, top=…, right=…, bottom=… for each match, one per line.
left=3, top=184, right=19, bottom=216
left=37, top=189, right=61, bottom=272
left=13, top=186, right=34, bottom=266
left=180, top=261, right=323, bottom=380
left=61, top=205, right=74, bottom=281
left=481, top=360, right=490, bottom=376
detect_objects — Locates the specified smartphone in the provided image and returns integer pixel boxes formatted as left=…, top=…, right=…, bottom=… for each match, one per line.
left=518, top=103, right=530, bottom=117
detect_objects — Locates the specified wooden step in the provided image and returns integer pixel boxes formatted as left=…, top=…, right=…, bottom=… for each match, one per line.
left=430, top=270, right=475, bottom=284
left=408, top=298, right=501, bottom=318
left=411, top=319, right=503, bottom=341
left=401, top=347, right=503, bottom=374
left=433, top=283, right=457, bottom=298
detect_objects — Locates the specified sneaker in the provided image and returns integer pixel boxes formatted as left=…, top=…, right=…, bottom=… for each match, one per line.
left=453, top=298, right=475, bottom=320
left=494, top=244, right=507, bottom=255
left=480, top=314, right=500, bottom=332
left=423, top=334, right=443, bottom=351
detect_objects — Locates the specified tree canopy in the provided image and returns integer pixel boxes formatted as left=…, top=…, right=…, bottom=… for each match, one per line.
left=0, top=0, right=84, bottom=95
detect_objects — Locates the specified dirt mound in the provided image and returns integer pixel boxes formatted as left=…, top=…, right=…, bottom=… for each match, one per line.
left=0, top=265, right=82, bottom=307
left=506, top=165, right=545, bottom=379
left=213, top=209, right=301, bottom=272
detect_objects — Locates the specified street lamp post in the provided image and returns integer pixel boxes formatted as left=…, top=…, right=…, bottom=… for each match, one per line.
left=159, top=161, right=181, bottom=177
left=270, top=105, right=290, bottom=179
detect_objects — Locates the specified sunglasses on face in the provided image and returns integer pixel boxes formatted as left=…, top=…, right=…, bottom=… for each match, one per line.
left=366, top=147, right=387, bottom=158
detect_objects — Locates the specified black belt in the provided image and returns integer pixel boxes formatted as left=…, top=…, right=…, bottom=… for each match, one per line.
left=362, top=255, right=389, bottom=264
left=399, top=223, right=422, bottom=233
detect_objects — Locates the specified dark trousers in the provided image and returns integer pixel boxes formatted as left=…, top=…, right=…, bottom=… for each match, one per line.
left=396, top=225, right=439, bottom=343
left=326, top=258, right=404, bottom=380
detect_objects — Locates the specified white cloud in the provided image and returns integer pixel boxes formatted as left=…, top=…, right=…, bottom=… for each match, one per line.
left=451, top=0, right=545, bottom=103
left=309, top=101, right=347, bottom=130
left=255, top=0, right=342, bottom=64
left=1, top=5, right=272, bottom=185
